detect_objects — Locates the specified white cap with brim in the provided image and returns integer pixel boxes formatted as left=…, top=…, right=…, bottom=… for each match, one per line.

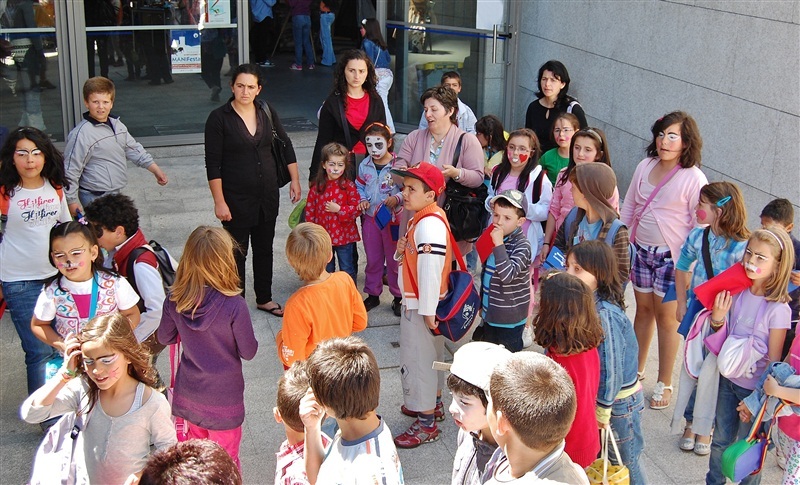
left=432, top=341, right=512, bottom=394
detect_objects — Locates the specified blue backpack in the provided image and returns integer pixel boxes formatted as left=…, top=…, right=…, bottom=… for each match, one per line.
left=563, top=207, right=634, bottom=269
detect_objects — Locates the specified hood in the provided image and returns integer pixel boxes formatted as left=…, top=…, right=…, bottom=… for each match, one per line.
left=176, top=288, right=229, bottom=331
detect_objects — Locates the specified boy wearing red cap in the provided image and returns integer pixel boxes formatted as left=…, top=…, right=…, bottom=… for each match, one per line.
left=390, top=163, right=453, bottom=448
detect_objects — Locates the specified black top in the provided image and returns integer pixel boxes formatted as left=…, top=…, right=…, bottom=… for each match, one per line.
left=205, top=99, right=297, bottom=228
left=309, top=91, right=386, bottom=181
left=524, top=98, right=587, bottom=154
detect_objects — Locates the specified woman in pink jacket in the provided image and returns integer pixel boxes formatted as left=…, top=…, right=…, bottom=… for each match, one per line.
left=620, top=111, right=707, bottom=410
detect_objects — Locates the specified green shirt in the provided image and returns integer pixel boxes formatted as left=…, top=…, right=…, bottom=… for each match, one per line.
left=539, top=148, right=569, bottom=186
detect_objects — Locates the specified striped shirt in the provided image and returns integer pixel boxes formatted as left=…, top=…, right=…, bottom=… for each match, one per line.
left=480, top=228, right=532, bottom=326
left=317, top=418, right=404, bottom=485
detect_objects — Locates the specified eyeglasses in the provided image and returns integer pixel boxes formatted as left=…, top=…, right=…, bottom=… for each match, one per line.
left=553, top=128, right=574, bottom=135
left=507, top=145, right=531, bottom=153
left=14, top=149, right=43, bottom=157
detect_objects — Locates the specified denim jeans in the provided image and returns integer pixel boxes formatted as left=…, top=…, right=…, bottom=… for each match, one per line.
left=706, top=376, right=761, bottom=485
left=326, top=243, right=357, bottom=284
left=610, top=389, right=648, bottom=485
left=78, top=188, right=120, bottom=210
left=319, top=12, right=336, bottom=66
left=2, top=280, right=60, bottom=395
left=291, top=15, right=314, bottom=66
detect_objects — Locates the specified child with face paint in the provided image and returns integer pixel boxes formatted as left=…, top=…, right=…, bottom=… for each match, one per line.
left=539, top=112, right=579, bottom=187
left=306, top=142, right=361, bottom=283
left=704, top=227, right=793, bottom=485
left=21, top=313, right=176, bottom=484
left=355, top=122, right=403, bottom=315
left=671, top=182, right=749, bottom=454
left=542, top=127, right=619, bottom=262
left=32, top=221, right=141, bottom=352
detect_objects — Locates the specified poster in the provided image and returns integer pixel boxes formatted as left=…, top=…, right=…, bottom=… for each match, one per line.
left=205, top=0, right=231, bottom=25
left=171, top=30, right=201, bottom=74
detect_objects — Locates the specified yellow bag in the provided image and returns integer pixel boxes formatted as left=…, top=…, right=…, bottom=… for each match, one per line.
left=586, top=426, right=630, bottom=485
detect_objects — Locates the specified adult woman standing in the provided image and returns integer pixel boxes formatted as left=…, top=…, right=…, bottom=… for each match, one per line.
left=620, top=111, right=707, bottom=410
left=394, top=85, right=485, bottom=252
left=360, top=18, right=394, bottom=132
left=309, top=49, right=386, bottom=182
left=205, top=63, right=302, bottom=316
left=524, top=60, right=587, bottom=154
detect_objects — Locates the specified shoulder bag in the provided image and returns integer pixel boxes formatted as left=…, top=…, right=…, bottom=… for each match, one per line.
left=586, top=425, right=630, bottom=485
left=722, top=400, right=784, bottom=482
left=716, top=296, right=770, bottom=379
left=259, top=100, right=291, bottom=187
left=29, top=407, right=91, bottom=485
left=443, top=134, right=488, bottom=241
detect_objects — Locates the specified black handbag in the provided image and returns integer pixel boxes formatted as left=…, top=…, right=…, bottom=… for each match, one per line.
left=443, top=134, right=488, bottom=241
left=259, top=101, right=291, bottom=187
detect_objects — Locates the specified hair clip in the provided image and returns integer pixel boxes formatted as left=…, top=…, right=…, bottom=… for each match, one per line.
left=361, top=18, right=367, bottom=25
left=716, top=196, right=732, bottom=207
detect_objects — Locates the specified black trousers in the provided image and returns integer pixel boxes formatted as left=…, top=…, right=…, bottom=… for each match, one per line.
left=224, top=207, right=278, bottom=305
left=250, top=16, right=275, bottom=63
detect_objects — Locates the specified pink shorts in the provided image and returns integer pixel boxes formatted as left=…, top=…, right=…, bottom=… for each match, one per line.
left=187, top=423, right=243, bottom=470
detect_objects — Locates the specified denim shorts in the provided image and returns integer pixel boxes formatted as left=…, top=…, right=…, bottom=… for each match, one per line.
left=630, top=244, right=674, bottom=297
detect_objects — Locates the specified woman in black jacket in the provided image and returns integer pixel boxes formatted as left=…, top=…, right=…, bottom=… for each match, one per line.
left=309, top=49, right=387, bottom=182
left=205, top=63, right=301, bottom=316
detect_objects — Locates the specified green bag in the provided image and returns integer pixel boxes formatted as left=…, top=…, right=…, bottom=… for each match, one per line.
left=288, top=199, right=306, bottom=229
left=721, top=400, right=782, bottom=482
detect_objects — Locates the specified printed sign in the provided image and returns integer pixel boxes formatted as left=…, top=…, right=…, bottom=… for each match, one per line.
left=171, top=30, right=201, bottom=74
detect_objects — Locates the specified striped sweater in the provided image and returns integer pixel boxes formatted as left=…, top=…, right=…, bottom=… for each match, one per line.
left=480, top=228, right=532, bottom=325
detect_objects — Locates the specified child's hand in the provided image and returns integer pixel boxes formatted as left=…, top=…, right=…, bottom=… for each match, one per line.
left=68, top=202, right=82, bottom=218
left=736, top=401, right=752, bottom=423
left=396, top=235, right=407, bottom=257
left=490, top=224, right=504, bottom=246
left=384, top=196, right=398, bottom=209
left=152, top=166, right=168, bottom=185
left=790, top=270, right=800, bottom=286
left=423, top=315, right=438, bottom=330
left=676, top=300, right=687, bottom=322
left=299, top=388, right=325, bottom=430
left=539, top=244, right=550, bottom=262
left=324, top=201, right=341, bottom=213
left=711, top=290, right=732, bottom=322
left=357, top=200, right=370, bottom=211
left=763, top=374, right=780, bottom=397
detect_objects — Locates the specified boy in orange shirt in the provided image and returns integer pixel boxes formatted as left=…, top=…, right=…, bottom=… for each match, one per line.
left=277, top=222, right=367, bottom=368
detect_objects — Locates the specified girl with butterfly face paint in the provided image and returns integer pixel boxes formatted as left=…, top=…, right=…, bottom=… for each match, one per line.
left=355, top=123, right=403, bottom=315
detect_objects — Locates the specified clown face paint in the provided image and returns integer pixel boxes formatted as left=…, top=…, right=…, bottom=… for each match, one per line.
left=695, top=199, right=718, bottom=226
left=365, top=135, right=390, bottom=163
left=506, top=136, right=532, bottom=171
left=81, top=341, right=129, bottom=391
left=742, top=239, right=777, bottom=286
left=324, top=155, right=347, bottom=181
left=50, top=233, right=98, bottom=283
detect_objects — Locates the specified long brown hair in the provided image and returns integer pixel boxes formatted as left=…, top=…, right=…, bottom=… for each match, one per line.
left=699, top=181, right=749, bottom=242
left=646, top=111, right=702, bottom=168
left=169, top=226, right=241, bottom=316
left=79, top=313, right=157, bottom=414
left=313, top=142, right=352, bottom=193
left=567, top=240, right=625, bottom=308
left=533, top=272, right=604, bottom=355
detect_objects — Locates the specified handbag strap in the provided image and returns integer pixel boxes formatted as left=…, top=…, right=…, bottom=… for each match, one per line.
left=451, top=133, right=466, bottom=168
left=629, top=161, right=681, bottom=242
left=337, top=94, right=354, bottom=150
left=701, top=227, right=714, bottom=280
left=405, top=212, right=467, bottom=299
left=258, top=100, right=279, bottom=138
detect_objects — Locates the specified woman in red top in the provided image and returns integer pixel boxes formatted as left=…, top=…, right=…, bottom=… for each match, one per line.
left=533, top=271, right=603, bottom=468
left=309, top=49, right=387, bottom=182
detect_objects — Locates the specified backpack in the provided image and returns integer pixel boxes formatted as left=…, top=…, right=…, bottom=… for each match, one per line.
left=0, top=185, right=64, bottom=244
left=563, top=207, right=634, bottom=269
left=126, top=240, right=178, bottom=312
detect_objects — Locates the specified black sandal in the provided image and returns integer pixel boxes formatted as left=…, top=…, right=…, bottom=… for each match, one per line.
left=256, top=302, right=283, bottom=317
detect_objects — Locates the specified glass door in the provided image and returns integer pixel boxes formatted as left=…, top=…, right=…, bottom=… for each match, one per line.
left=384, top=0, right=513, bottom=131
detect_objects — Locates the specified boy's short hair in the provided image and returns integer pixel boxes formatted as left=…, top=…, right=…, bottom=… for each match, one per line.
left=286, top=223, right=332, bottom=282
left=447, top=374, right=487, bottom=408
left=306, top=336, right=380, bottom=420
left=276, top=361, right=310, bottom=433
left=441, top=71, right=462, bottom=86
left=489, top=352, right=576, bottom=451
left=84, top=193, right=140, bottom=238
left=760, top=198, right=795, bottom=227
left=139, top=439, right=242, bottom=485
left=321, top=142, right=349, bottom=162
left=493, top=196, right=525, bottom=219
left=83, top=76, right=115, bottom=101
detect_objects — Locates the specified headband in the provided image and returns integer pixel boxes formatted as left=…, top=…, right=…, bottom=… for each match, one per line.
left=762, top=230, right=784, bottom=251
left=577, top=128, right=603, bottom=149
left=364, top=122, right=393, bottom=136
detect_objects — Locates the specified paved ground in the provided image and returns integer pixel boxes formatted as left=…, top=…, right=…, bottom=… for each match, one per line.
left=0, top=132, right=785, bottom=484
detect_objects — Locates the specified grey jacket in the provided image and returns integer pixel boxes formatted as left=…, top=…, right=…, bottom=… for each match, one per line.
left=63, top=113, right=154, bottom=203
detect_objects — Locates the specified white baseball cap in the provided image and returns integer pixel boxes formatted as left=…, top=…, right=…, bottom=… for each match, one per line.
left=433, top=341, right=512, bottom=394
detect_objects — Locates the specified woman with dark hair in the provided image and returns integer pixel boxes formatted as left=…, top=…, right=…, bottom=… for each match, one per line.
left=360, top=18, right=394, bottom=132
left=205, top=63, right=302, bottom=316
left=0, top=127, right=71, bottom=399
left=524, top=60, right=588, bottom=153
left=309, top=49, right=386, bottom=182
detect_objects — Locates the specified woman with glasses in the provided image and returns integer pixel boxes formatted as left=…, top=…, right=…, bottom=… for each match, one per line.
left=524, top=60, right=587, bottom=154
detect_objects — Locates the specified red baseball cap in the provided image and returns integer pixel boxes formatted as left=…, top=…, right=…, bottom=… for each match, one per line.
left=391, top=162, right=446, bottom=195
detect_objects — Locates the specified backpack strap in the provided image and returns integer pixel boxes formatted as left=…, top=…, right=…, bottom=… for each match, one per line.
left=563, top=206, right=581, bottom=248
left=566, top=100, right=580, bottom=114
left=405, top=212, right=464, bottom=299
left=126, top=246, right=152, bottom=313
left=604, top=218, right=625, bottom=246
left=701, top=227, right=714, bottom=280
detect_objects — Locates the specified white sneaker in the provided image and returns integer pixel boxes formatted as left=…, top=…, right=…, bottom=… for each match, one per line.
left=522, top=324, right=533, bottom=348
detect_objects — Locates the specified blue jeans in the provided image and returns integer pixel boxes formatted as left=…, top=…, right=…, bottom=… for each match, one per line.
left=291, top=15, right=314, bottom=66
left=706, top=377, right=761, bottom=485
left=2, top=280, right=60, bottom=395
left=610, top=389, right=648, bottom=485
left=78, top=187, right=120, bottom=210
left=326, top=243, right=357, bottom=284
left=319, top=12, right=336, bottom=66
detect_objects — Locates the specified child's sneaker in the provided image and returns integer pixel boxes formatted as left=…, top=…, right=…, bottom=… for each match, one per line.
left=400, top=401, right=445, bottom=421
left=289, top=63, right=303, bottom=71
left=394, top=419, right=440, bottom=448
left=308, top=64, right=316, bottom=70
left=392, top=297, right=402, bottom=316
left=364, top=295, right=380, bottom=311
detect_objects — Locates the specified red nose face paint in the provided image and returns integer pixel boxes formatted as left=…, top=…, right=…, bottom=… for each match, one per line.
left=696, top=209, right=708, bottom=221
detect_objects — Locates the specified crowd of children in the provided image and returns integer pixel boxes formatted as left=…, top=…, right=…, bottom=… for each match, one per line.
left=1, top=65, right=799, bottom=485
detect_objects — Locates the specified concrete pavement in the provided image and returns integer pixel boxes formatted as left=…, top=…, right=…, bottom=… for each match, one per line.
left=0, top=132, right=784, bottom=484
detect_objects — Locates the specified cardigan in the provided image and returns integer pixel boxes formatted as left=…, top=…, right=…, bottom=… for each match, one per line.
left=620, top=157, right=707, bottom=259
left=205, top=100, right=297, bottom=228
left=310, top=91, right=386, bottom=181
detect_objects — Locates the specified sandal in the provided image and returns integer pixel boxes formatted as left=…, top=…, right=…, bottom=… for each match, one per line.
left=649, top=381, right=673, bottom=410
left=694, top=435, right=712, bottom=456
left=256, top=302, right=284, bottom=317
left=637, top=370, right=646, bottom=381
left=680, top=424, right=696, bottom=451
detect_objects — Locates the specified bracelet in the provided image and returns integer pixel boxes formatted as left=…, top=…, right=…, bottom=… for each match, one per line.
left=60, top=370, right=74, bottom=383
left=543, top=243, right=550, bottom=247
left=64, top=368, right=79, bottom=378
left=710, top=317, right=725, bottom=327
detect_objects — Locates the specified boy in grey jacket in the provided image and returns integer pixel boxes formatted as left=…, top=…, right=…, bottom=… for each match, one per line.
left=479, top=190, right=532, bottom=352
left=64, top=76, right=168, bottom=215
